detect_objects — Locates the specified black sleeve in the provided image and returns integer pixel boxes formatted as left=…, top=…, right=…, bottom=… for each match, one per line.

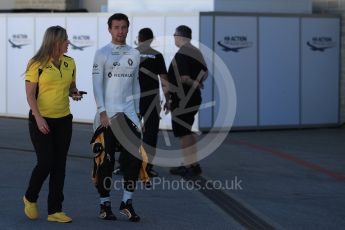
left=174, top=52, right=190, bottom=76
left=168, top=59, right=177, bottom=87
left=156, top=53, right=167, bottom=74
left=167, top=55, right=180, bottom=93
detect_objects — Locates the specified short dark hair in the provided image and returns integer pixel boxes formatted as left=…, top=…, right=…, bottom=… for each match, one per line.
left=138, top=28, right=154, bottom=42
left=176, top=25, right=192, bottom=39
left=108, top=13, right=130, bottom=28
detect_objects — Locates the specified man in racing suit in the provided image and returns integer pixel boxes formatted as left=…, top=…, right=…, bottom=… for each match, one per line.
left=92, top=13, right=141, bottom=222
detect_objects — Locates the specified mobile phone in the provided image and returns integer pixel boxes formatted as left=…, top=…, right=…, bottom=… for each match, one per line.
left=79, top=91, right=87, bottom=95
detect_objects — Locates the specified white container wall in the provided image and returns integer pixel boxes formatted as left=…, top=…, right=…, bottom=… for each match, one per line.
left=0, top=12, right=340, bottom=130
left=259, top=17, right=300, bottom=126
left=301, top=17, right=340, bottom=125
left=7, top=16, right=34, bottom=117
left=199, top=13, right=340, bottom=130
left=214, top=16, right=258, bottom=128
left=66, top=15, right=98, bottom=121
left=0, top=16, right=6, bottom=114
left=198, top=15, right=214, bottom=130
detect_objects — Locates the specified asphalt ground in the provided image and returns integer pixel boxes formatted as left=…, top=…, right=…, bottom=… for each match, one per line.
left=0, top=117, right=344, bottom=229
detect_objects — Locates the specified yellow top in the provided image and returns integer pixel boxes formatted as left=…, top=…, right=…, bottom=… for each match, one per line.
left=25, top=55, right=76, bottom=118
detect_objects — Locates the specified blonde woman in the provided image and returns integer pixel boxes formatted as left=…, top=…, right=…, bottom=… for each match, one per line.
left=23, top=26, right=82, bottom=223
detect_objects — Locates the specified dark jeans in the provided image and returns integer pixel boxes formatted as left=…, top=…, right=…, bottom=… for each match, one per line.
left=97, top=113, right=142, bottom=197
left=141, top=105, right=160, bottom=168
left=25, top=111, right=72, bottom=214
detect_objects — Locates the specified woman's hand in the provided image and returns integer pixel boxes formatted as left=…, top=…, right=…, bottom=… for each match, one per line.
left=35, top=115, right=50, bottom=134
left=26, top=81, right=50, bottom=134
left=70, top=88, right=83, bottom=101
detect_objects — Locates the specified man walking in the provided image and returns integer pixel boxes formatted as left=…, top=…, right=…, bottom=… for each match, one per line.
left=92, top=13, right=141, bottom=222
left=137, top=28, right=169, bottom=177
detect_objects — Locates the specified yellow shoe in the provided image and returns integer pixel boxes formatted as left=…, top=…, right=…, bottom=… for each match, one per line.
left=47, top=212, right=72, bottom=223
left=23, top=196, right=39, bottom=220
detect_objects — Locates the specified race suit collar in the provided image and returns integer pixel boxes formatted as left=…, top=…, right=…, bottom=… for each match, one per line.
left=110, top=42, right=127, bottom=49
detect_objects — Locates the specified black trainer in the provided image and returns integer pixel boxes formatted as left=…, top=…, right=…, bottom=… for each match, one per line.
left=147, top=168, right=159, bottom=177
left=144, top=180, right=152, bottom=188
left=99, top=201, right=117, bottom=220
left=113, top=166, right=123, bottom=175
left=183, top=167, right=200, bottom=179
left=169, top=166, right=187, bottom=175
left=119, top=199, right=140, bottom=222
left=192, top=164, right=202, bottom=175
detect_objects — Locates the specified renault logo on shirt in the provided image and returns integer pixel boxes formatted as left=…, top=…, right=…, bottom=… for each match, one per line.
left=128, top=58, right=133, bottom=66
left=93, top=64, right=100, bottom=74
left=64, top=62, right=68, bottom=68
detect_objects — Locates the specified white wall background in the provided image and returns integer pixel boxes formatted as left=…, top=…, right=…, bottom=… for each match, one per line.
left=66, top=15, right=98, bottom=121
left=107, top=0, right=312, bottom=14
left=35, top=16, right=65, bottom=48
left=0, top=16, right=6, bottom=114
left=214, top=16, right=258, bottom=127
left=301, top=17, right=340, bottom=124
left=1, top=12, right=340, bottom=130
left=0, top=0, right=314, bottom=13
left=199, top=15, right=214, bottom=129
left=7, top=15, right=34, bottom=116
left=108, top=0, right=213, bottom=13
left=259, top=17, right=300, bottom=126
left=199, top=13, right=340, bottom=129
left=0, top=13, right=199, bottom=129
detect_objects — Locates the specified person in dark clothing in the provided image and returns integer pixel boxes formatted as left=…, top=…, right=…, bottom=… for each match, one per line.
left=167, top=25, right=208, bottom=177
left=136, top=28, right=169, bottom=177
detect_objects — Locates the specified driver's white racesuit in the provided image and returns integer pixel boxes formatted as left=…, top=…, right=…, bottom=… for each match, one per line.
left=92, top=43, right=141, bottom=130
left=92, top=42, right=142, bottom=197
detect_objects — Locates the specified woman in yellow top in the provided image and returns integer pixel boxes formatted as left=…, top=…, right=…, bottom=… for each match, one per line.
left=23, top=26, right=83, bottom=223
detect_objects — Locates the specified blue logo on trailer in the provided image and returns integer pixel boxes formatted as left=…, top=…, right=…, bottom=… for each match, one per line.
left=306, top=37, right=335, bottom=52
left=217, top=36, right=252, bottom=52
